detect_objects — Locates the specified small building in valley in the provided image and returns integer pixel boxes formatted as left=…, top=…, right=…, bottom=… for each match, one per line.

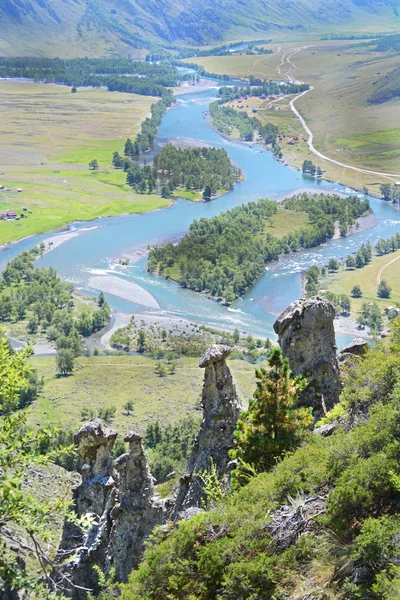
left=6, top=210, right=17, bottom=219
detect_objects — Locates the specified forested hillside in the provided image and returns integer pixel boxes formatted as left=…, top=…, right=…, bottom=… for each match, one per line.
left=1, top=0, right=400, bottom=57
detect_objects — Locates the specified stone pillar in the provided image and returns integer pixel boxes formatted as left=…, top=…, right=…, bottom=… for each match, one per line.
left=173, top=345, right=241, bottom=517
left=106, top=431, right=167, bottom=582
left=273, top=296, right=340, bottom=417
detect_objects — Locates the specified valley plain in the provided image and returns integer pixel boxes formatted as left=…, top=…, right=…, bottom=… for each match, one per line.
left=0, top=82, right=168, bottom=244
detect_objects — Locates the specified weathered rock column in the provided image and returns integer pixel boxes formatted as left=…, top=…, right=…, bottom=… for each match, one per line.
left=173, top=345, right=241, bottom=517
left=53, top=420, right=119, bottom=598
left=106, top=431, right=167, bottom=581
left=273, top=296, right=340, bottom=417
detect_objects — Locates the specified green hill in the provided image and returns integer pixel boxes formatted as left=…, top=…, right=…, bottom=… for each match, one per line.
left=1, top=0, right=400, bottom=57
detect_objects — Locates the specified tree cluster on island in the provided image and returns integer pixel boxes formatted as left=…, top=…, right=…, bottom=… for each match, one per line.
left=210, top=101, right=280, bottom=153
left=148, top=193, right=370, bottom=303
left=115, top=143, right=239, bottom=198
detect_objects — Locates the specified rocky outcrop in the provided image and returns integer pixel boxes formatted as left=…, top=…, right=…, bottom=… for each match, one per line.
left=54, top=421, right=167, bottom=597
left=173, top=345, right=241, bottom=517
left=54, top=344, right=242, bottom=595
left=274, top=296, right=340, bottom=417
left=106, top=431, right=167, bottom=582
left=338, top=338, right=369, bottom=363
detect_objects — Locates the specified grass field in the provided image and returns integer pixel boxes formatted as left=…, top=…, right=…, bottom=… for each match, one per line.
left=327, top=249, right=400, bottom=313
left=28, top=354, right=259, bottom=434
left=0, top=82, right=169, bottom=244
left=182, top=52, right=281, bottom=79
left=265, top=209, right=311, bottom=238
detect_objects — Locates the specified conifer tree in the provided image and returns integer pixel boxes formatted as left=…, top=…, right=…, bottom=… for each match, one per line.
left=230, top=347, right=312, bottom=486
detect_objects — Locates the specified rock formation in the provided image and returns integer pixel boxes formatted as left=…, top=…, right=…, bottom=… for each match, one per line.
left=273, top=296, right=340, bottom=417
left=106, top=431, right=167, bottom=582
left=54, top=421, right=167, bottom=597
left=54, top=344, right=242, bottom=596
left=338, top=338, right=369, bottom=363
left=173, top=345, right=241, bottom=517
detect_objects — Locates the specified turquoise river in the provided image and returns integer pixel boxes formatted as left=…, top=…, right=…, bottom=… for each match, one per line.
left=1, top=83, right=400, bottom=347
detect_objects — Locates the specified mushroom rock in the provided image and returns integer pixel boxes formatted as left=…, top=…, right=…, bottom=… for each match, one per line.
left=173, top=345, right=241, bottom=517
left=273, top=296, right=340, bottom=417
left=54, top=422, right=169, bottom=596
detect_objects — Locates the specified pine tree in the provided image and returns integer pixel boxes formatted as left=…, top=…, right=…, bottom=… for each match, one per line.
left=230, top=348, right=312, bottom=486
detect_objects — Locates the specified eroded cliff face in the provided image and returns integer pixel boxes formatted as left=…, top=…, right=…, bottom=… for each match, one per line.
left=274, top=296, right=340, bottom=417
left=173, top=345, right=241, bottom=517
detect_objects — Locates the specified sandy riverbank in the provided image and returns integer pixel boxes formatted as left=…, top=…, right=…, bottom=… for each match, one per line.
left=174, top=78, right=219, bottom=96
left=41, top=230, right=80, bottom=254
left=88, top=275, right=160, bottom=309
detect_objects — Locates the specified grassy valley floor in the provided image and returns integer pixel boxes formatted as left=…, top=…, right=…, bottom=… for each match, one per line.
left=28, top=354, right=259, bottom=433
left=326, top=249, right=400, bottom=313
left=0, top=82, right=169, bottom=245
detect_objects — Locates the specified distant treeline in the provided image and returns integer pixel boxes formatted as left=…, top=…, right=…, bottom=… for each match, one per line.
left=119, top=92, right=174, bottom=158
left=219, top=80, right=309, bottom=99
left=147, top=39, right=273, bottom=61
left=117, top=144, right=238, bottom=197
left=375, top=33, right=400, bottom=52
left=148, top=193, right=370, bottom=302
left=0, top=57, right=179, bottom=96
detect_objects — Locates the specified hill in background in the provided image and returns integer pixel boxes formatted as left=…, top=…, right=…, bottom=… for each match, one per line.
left=1, top=0, right=400, bottom=57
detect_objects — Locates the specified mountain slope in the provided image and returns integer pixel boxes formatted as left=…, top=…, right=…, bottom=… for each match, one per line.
left=1, top=0, right=400, bottom=57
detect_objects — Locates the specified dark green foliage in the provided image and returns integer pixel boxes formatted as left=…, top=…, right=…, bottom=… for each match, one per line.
left=376, top=231, right=400, bottom=255
left=148, top=193, right=370, bottom=301
left=56, top=348, right=75, bottom=375
left=125, top=144, right=236, bottom=196
left=122, top=94, right=174, bottom=158
left=148, top=198, right=279, bottom=299
left=230, top=348, right=311, bottom=486
left=357, top=302, right=383, bottom=331
left=377, top=279, right=391, bottom=299
left=351, top=284, right=363, bottom=298
left=0, top=247, right=111, bottom=356
left=144, top=417, right=200, bottom=484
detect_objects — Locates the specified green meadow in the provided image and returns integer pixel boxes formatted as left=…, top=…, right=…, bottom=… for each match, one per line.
left=28, top=354, right=259, bottom=434
left=0, top=82, right=169, bottom=244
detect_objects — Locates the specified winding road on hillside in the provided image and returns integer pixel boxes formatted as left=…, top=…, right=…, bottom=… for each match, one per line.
left=278, top=46, right=400, bottom=180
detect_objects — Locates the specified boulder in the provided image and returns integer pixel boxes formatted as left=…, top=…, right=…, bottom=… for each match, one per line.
left=274, top=296, right=340, bottom=417
left=339, top=338, right=369, bottom=358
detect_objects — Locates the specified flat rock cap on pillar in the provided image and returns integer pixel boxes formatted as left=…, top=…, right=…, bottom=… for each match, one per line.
left=199, top=344, right=232, bottom=368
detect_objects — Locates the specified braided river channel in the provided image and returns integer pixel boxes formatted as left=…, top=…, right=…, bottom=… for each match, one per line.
left=2, top=82, right=400, bottom=346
